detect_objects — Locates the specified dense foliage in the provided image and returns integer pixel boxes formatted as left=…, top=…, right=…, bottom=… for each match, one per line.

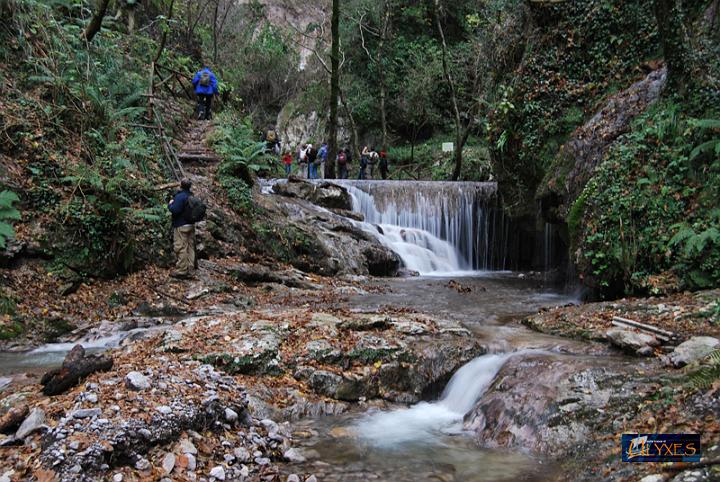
left=0, top=1, right=191, bottom=277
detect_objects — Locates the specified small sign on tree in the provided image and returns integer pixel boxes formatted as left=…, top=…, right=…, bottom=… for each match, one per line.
left=442, top=142, right=454, bottom=152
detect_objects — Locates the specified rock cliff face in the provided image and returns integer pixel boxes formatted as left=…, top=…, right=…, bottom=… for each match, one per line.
left=538, top=67, right=667, bottom=224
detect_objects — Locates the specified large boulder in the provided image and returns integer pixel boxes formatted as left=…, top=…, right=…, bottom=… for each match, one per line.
left=669, top=336, right=720, bottom=367
left=273, top=178, right=352, bottom=211
left=606, top=328, right=659, bottom=356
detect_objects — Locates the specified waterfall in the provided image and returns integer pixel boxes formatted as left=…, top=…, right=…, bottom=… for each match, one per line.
left=355, top=353, right=512, bottom=447
left=335, top=180, right=503, bottom=275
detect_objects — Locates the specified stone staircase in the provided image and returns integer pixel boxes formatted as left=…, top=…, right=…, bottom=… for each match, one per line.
left=176, top=121, right=220, bottom=165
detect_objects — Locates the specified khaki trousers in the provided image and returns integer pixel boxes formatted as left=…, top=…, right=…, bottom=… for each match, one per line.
left=173, top=225, right=195, bottom=275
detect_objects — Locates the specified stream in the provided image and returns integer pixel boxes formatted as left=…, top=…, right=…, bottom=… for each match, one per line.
left=279, top=274, right=609, bottom=481
left=0, top=180, right=644, bottom=481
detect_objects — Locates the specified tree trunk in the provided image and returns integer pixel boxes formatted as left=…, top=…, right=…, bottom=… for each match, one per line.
left=378, top=0, right=391, bottom=151
left=654, top=0, right=690, bottom=92
left=153, top=0, right=176, bottom=64
left=326, top=0, right=340, bottom=179
left=434, top=0, right=463, bottom=181
left=340, top=88, right=360, bottom=162
left=212, top=0, right=220, bottom=64
left=82, top=0, right=112, bottom=42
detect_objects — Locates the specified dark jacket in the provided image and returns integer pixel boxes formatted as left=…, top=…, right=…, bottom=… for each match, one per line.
left=169, top=189, right=193, bottom=228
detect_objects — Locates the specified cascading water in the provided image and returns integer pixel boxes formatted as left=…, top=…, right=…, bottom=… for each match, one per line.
left=335, top=180, right=506, bottom=275
left=355, top=353, right=513, bottom=447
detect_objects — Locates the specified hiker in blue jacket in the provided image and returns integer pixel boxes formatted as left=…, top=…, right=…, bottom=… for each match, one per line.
left=192, top=66, right=219, bottom=120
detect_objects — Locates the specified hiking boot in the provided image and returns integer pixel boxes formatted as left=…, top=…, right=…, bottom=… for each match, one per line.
left=170, top=271, right=191, bottom=279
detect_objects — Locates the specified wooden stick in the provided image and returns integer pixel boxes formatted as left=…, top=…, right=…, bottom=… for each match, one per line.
left=612, top=316, right=677, bottom=338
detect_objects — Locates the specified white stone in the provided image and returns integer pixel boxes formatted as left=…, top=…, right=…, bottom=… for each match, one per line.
left=283, top=448, right=306, bottom=463
left=162, top=452, right=176, bottom=474
left=224, top=408, right=238, bottom=423
left=16, top=408, right=45, bottom=439
left=639, top=475, right=666, bottom=482
left=125, top=371, right=151, bottom=390
left=305, top=476, right=317, bottom=482
left=287, top=475, right=301, bottom=482
left=71, top=408, right=101, bottom=419
left=179, top=438, right=197, bottom=455
left=156, top=406, right=173, bottom=415
left=233, top=447, right=250, bottom=462
left=186, top=453, right=197, bottom=471
left=209, top=466, right=225, bottom=480
left=112, top=474, right=123, bottom=482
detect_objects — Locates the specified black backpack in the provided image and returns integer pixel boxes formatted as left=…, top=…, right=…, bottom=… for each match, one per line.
left=184, top=195, right=207, bottom=223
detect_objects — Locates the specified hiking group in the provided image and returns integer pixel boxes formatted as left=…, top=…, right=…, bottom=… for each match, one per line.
left=264, top=127, right=390, bottom=181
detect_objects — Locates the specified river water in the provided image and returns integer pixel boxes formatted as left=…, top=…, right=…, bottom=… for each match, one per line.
left=280, top=274, right=595, bottom=481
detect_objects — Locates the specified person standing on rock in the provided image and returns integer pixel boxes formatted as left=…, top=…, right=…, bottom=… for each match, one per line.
left=359, top=145, right=369, bottom=180
left=307, top=144, right=318, bottom=179
left=379, top=150, right=389, bottom=180
left=318, top=142, right=328, bottom=179
left=282, top=150, right=293, bottom=177
left=337, top=148, right=348, bottom=179
left=192, top=65, right=219, bottom=120
left=168, top=179, right=203, bottom=279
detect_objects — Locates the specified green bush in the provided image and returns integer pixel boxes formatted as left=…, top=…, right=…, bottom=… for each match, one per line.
left=0, top=191, right=21, bottom=249
left=574, top=102, right=720, bottom=296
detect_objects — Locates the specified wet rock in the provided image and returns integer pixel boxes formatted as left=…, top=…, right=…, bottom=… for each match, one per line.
left=15, top=408, right=45, bottom=439
left=669, top=336, right=720, bottom=367
left=287, top=475, right=301, bottom=482
left=112, top=473, right=123, bottom=482
left=331, top=209, right=364, bottom=221
left=606, top=328, right=659, bottom=355
left=300, top=369, right=342, bottom=398
left=209, top=465, right=226, bottom=480
left=362, top=245, right=401, bottom=277
left=40, top=344, right=113, bottom=396
left=306, top=476, right=318, bottom=482
left=125, top=371, right=151, bottom=390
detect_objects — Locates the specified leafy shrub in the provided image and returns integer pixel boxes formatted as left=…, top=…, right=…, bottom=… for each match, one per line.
left=0, top=191, right=21, bottom=249
left=210, top=113, right=275, bottom=212
left=574, top=102, right=720, bottom=296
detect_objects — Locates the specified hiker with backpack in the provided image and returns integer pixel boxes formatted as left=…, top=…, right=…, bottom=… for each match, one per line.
left=168, top=179, right=206, bottom=279
left=192, top=65, right=219, bottom=120
left=282, top=150, right=293, bottom=177
left=265, top=126, right=281, bottom=155
left=359, top=145, right=370, bottom=180
left=337, top=148, right=349, bottom=179
left=368, top=148, right=379, bottom=179
left=379, top=150, right=389, bottom=180
left=317, top=142, right=328, bottom=179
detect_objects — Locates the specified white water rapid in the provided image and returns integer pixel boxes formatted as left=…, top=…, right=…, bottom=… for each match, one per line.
left=355, top=353, right=513, bottom=447
left=336, top=180, right=505, bottom=275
